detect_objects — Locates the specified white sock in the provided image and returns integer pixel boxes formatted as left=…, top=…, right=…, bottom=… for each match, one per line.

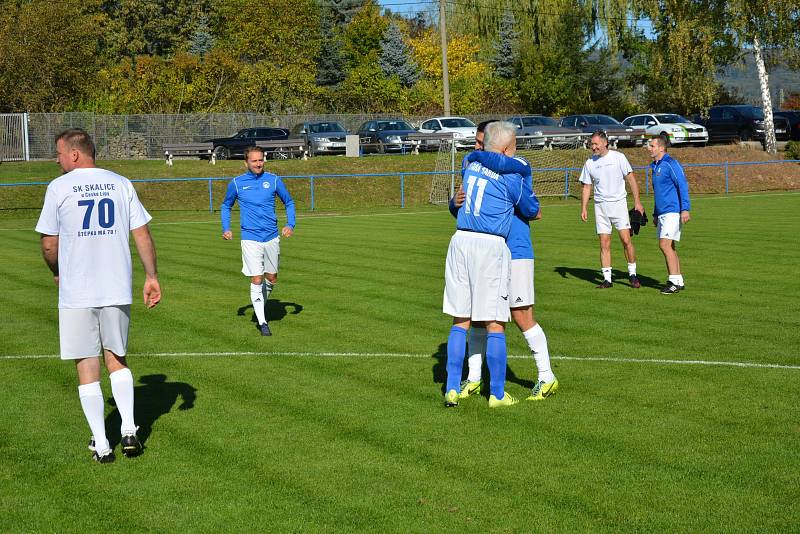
left=263, top=280, right=274, bottom=301
left=627, top=262, right=637, bottom=276
left=467, top=327, right=486, bottom=382
left=523, top=324, right=556, bottom=383
left=251, top=283, right=266, bottom=325
left=78, top=382, right=110, bottom=454
left=602, top=267, right=612, bottom=283
left=669, top=274, right=684, bottom=286
left=110, top=368, right=137, bottom=435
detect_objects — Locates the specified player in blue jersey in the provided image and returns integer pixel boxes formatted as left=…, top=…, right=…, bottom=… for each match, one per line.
left=442, top=121, right=540, bottom=408
left=450, top=122, right=558, bottom=402
left=221, top=146, right=296, bottom=336
left=646, top=137, right=691, bottom=294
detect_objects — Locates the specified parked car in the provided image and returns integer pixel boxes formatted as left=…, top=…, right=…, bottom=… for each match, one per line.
left=205, top=127, right=290, bottom=160
left=418, top=117, right=477, bottom=149
left=289, top=121, right=348, bottom=156
left=356, top=119, right=418, bottom=153
left=622, top=113, right=708, bottom=146
left=773, top=110, right=800, bottom=141
left=507, top=115, right=582, bottom=148
left=558, top=114, right=640, bottom=146
left=694, top=105, right=790, bottom=144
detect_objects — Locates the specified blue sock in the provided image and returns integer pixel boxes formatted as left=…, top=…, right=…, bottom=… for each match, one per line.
left=445, top=326, right=468, bottom=393
left=485, top=332, right=507, bottom=399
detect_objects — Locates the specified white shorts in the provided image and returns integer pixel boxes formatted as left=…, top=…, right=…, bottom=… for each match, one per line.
left=241, top=238, right=280, bottom=276
left=657, top=213, right=682, bottom=241
left=443, top=231, right=511, bottom=323
left=509, top=259, right=534, bottom=308
left=58, top=305, right=130, bottom=360
left=595, top=199, right=631, bottom=234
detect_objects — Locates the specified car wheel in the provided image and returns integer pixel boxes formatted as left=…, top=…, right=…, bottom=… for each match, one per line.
left=738, top=128, right=752, bottom=142
left=213, top=146, right=230, bottom=160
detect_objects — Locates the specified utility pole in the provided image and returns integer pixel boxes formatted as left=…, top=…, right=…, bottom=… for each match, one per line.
left=439, top=0, right=451, bottom=116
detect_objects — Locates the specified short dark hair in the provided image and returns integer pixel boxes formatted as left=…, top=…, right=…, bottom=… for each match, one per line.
left=591, top=129, right=609, bottom=146
left=650, top=136, right=670, bottom=149
left=244, top=146, right=265, bottom=159
left=476, top=120, right=499, bottom=134
left=56, top=128, right=95, bottom=159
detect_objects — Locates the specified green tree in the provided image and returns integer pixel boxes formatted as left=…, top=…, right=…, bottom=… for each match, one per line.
left=100, top=0, right=213, bottom=59
left=0, top=0, right=105, bottom=112
left=379, top=21, right=421, bottom=87
left=490, top=8, right=520, bottom=79
left=721, top=0, right=800, bottom=152
left=341, top=0, right=387, bottom=67
left=317, top=5, right=346, bottom=86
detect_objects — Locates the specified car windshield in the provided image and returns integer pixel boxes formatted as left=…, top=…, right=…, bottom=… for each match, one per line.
left=440, top=118, right=475, bottom=128
left=587, top=115, right=621, bottom=125
left=309, top=122, right=346, bottom=134
left=377, top=121, right=413, bottom=131
left=522, top=116, right=557, bottom=127
left=654, top=114, right=689, bottom=123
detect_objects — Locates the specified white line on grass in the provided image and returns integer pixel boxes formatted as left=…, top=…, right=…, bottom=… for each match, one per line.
left=2, top=351, right=798, bottom=370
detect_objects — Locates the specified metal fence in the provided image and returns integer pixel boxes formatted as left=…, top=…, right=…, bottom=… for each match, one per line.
left=3, top=161, right=798, bottom=215
left=25, top=112, right=502, bottom=160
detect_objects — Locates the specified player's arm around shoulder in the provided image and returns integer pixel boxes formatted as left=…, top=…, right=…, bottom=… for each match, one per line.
left=513, top=173, right=540, bottom=220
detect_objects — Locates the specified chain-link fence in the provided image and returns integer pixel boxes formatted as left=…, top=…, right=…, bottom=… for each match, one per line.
left=25, top=112, right=500, bottom=160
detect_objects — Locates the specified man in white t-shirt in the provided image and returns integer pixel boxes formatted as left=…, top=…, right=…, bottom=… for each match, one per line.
left=36, top=128, right=161, bottom=464
left=579, top=130, right=644, bottom=288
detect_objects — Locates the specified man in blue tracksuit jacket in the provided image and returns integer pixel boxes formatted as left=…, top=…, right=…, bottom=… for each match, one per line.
left=221, top=146, right=296, bottom=335
left=646, top=137, right=691, bottom=294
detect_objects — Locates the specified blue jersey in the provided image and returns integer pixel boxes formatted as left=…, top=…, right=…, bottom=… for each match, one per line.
left=220, top=170, right=296, bottom=242
left=650, top=153, right=690, bottom=216
left=467, top=151, right=538, bottom=260
left=455, top=155, right=539, bottom=238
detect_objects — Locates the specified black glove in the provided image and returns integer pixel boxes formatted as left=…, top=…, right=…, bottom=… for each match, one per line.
left=640, top=211, right=648, bottom=227
left=628, top=208, right=642, bottom=235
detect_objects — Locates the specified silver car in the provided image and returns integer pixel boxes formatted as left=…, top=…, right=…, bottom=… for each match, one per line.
left=289, top=121, right=349, bottom=156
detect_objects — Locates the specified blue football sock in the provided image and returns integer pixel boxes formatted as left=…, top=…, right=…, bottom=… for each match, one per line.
left=445, top=326, right=468, bottom=393
left=485, top=332, right=508, bottom=399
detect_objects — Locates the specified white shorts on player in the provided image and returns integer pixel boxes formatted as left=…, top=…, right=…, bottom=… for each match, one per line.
left=443, top=230, right=511, bottom=323
left=594, top=198, right=631, bottom=234
left=241, top=237, right=280, bottom=276
left=58, top=305, right=131, bottom=360
left=657, top=212, right=682, bottom=241
left=509, top=259, right=534, bottom=307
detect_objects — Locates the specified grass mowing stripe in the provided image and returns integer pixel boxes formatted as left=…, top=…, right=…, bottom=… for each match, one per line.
left=3, top=351, right=800, bottom=370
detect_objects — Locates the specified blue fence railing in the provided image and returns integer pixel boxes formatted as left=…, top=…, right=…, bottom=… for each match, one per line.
left=3, top=160, right=798, bottom=212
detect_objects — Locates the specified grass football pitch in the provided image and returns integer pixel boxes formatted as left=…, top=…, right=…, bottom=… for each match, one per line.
left=1, top=192, right=798, bottom=532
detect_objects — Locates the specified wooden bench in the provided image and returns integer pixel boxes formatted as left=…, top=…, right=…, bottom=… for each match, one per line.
left=163, top=143, right=214, bottom=165
left=255, top=139, right=308, bottom=160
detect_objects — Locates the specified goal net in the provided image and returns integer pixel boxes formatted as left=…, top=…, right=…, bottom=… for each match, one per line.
left=429, top=134, right=590, bottom=203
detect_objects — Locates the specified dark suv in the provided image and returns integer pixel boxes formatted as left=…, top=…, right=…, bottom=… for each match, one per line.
left=697, top=105, right=790, bottom=144
left=773, top=110, right=800, bottom=141
left=205, top=127, right=290, bottom=160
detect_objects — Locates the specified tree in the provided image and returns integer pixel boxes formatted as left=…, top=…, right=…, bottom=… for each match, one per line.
left=316, top=5, right=346, bottom=86
left=379, top=21, right=421, bottom=87
left=99, top=0, right=213, bottom=59
left=0, top=0, right=106, bottom=112
left=722, top=0, right=800, bottom=153
left=188, top=12, right=215, bottom=57
left=341, top=0, right=387, bottom=67
left=490, top=8, right=519, bottom=79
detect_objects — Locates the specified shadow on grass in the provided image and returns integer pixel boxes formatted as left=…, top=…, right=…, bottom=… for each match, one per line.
left=237, top=300, right=304, bottom=326
left=431, top=336, right=535, bottom=397
left=554, top=266, right=661, bottom=289
left=106, top=374, right=197, bottom=451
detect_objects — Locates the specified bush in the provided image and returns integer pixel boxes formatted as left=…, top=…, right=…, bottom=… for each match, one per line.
left=785, top=141, right=800, bottom=161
